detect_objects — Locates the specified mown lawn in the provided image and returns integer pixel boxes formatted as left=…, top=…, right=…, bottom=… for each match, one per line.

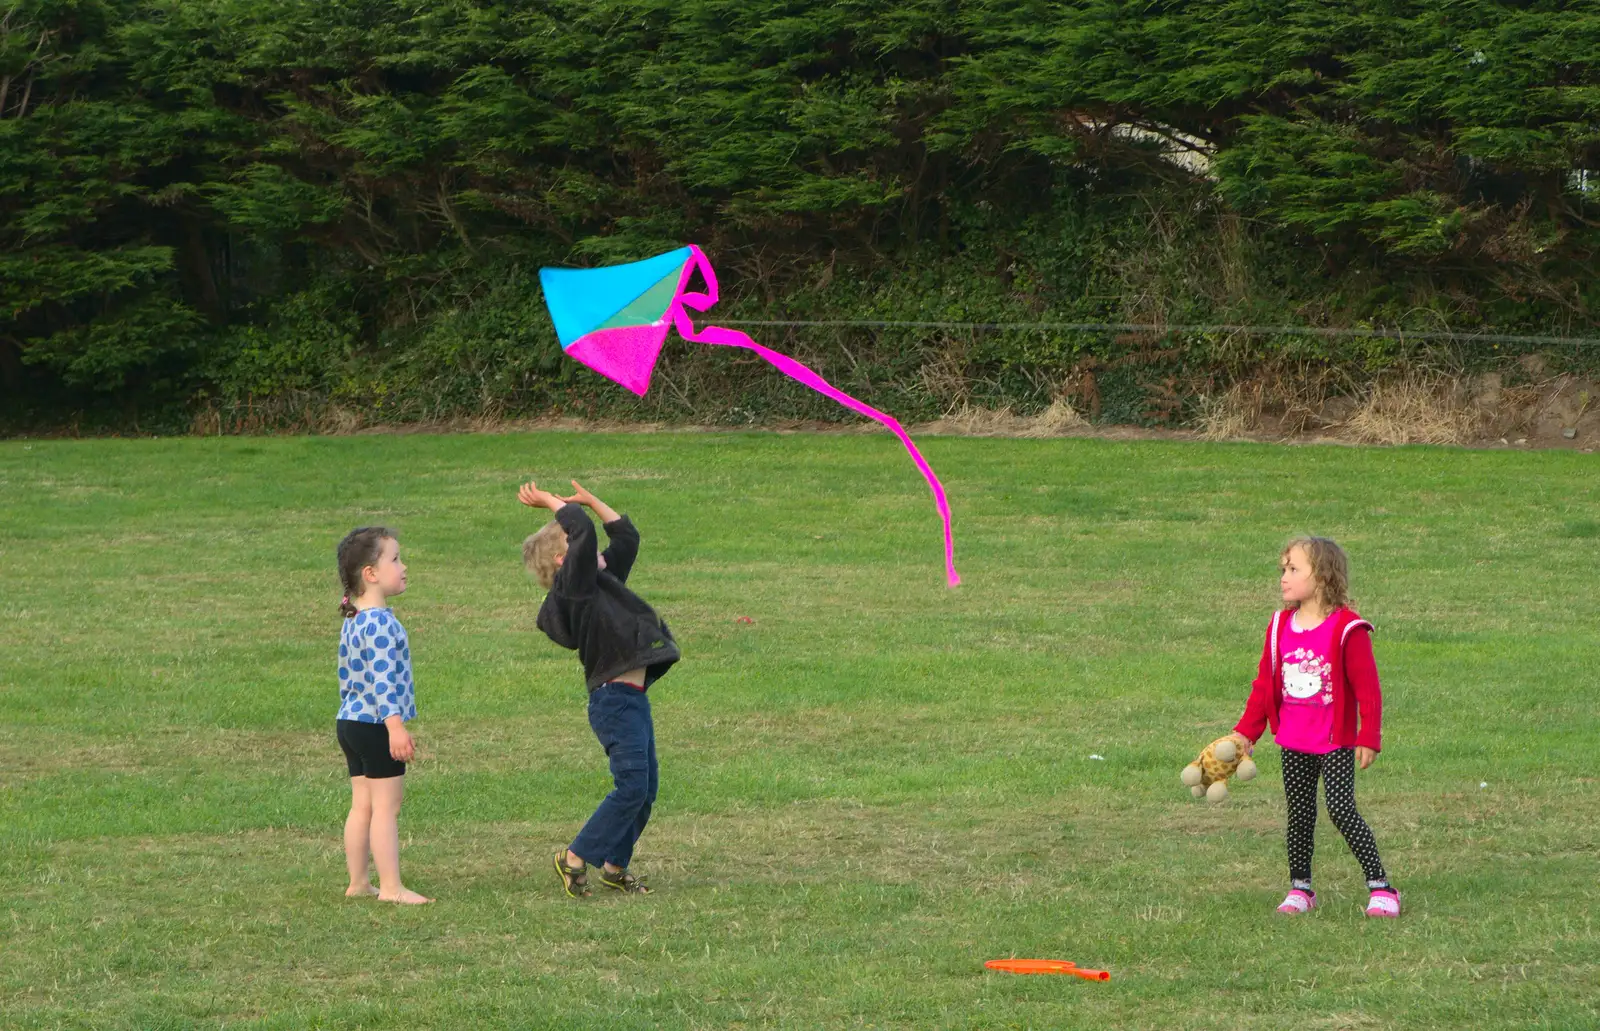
left=1, top=430, right=1596, bottom=1030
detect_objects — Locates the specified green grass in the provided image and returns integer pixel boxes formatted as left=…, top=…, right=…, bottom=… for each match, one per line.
left=1, top=430, right=1596, bottom=1030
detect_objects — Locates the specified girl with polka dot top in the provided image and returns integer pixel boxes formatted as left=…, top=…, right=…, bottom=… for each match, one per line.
left=334, top=526, right=430, bottom=905
left=1233, top=537, right=1399, bottom=918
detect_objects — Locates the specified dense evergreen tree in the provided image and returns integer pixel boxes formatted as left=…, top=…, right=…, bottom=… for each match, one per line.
left=3, top=0, right=1597, bottom=429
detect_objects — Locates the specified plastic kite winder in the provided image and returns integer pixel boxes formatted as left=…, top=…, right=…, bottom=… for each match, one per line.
left=538, top=245, right=959, bottom=586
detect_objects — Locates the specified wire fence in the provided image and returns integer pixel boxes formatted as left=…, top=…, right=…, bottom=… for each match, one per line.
left=716, top=320, right=1600, bottom=348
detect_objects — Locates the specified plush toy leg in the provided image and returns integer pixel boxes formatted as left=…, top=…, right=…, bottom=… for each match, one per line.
left=1235, top=757, right=1258, bottom=782
left=1206, top=781, right=1229, bottom=802
left=1181, top=764, right=1203, bottom=788
left=1214, top=739, right=1238, bottom=763
left=1191, top=784, right=1207, bottom=798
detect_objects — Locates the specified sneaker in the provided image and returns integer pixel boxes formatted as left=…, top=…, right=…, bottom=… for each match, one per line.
left=1277, top=888, right=1316, bottom=914
left=1365, top=888, right=1401, bottom=918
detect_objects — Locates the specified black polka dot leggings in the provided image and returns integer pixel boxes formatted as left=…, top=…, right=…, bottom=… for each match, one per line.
left=1282, top=747, right=1388, bottom=885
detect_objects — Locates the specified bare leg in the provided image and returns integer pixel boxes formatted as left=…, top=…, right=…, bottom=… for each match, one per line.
left=369, top=776, right=431, bottom=904
left=566, top=849, right=625, bottom=876
left=344, top=777, right=378, bottom=897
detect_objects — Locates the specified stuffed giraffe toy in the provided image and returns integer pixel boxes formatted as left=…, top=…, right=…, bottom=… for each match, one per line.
left=1181, top=731, right=1258, bottom=802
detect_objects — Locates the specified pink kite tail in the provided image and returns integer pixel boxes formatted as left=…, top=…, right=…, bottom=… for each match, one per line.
left=671, top=247, right=959, bottom=586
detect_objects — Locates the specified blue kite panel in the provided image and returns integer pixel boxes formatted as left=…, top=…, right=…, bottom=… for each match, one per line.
left=539, top=247, right=694, bottom=348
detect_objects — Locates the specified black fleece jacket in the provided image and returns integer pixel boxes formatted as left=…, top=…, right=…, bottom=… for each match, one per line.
left=535, top=503, right=680, bottom=690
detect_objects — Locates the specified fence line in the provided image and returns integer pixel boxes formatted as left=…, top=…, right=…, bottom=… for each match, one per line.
left=717, top=320, right=1600, bottom=347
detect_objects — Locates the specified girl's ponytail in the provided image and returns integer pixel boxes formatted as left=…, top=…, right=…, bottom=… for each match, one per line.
left=336, top=527, right=396, bottom=619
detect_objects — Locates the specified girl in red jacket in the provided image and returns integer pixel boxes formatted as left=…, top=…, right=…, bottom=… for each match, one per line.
left=1235, top=536, right=1399, bottom=918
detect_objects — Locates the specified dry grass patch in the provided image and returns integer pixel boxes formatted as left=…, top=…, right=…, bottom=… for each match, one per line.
left=927, top=398, right=1088, bottom=437
left=1195, top=364, right=1342, bottom=440
left=1344, top=375, right=1487, bottom=446
left=1199, top=371, right=1497, bottom=445
left=1195, top=382, right=1262, bottom=440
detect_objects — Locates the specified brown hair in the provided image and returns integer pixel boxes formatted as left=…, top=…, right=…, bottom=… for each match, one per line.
left=523, top=521, right=568, bottom=590
left=1281, top=535, right=1351, bottom=611
left=337, top=526, right=396, bottom=618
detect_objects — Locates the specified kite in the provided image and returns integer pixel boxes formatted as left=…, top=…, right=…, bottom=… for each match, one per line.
left=538, top=244, right=959, bottom=586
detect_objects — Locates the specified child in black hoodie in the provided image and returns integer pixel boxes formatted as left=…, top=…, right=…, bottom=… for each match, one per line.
left=520, top=479, right=680, bottom=897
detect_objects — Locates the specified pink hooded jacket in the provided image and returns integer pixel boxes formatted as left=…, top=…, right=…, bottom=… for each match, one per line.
left=1235, top=607, right=1383, bottom=753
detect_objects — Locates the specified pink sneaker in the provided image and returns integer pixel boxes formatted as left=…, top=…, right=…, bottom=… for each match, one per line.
left=1277, top=889, right=1316, bottom=914
left=1365, top=889, right=1401, bottom=918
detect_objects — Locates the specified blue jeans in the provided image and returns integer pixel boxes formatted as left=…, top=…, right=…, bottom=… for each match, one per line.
left=569, top=683, right=658, bottom=869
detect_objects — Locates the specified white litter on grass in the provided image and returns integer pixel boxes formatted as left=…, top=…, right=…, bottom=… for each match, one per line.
left=1480, top=782, right=1488, bottom=789
left=1089, top=754, right=1105, bottom=761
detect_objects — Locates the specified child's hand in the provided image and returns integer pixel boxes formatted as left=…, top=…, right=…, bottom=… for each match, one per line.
left=387, top=720, right=415, bottom=762
left=562, top=479, right=600, bottom=507
left=563, top=480, right=621, bottom=523
left=518, top=481, right=565, bottom=511
left=1356, top=746, right=1376, bottom=769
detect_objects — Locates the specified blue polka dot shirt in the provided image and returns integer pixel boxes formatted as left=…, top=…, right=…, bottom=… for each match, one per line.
left=337, top=608, right=416, bottom=723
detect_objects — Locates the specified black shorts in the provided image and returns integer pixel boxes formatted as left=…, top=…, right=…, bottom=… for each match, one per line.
left=337, top=719, right=406, bottom=779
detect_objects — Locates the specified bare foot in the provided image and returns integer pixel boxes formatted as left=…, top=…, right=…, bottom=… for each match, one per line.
left=378, top=888, right=433, bottom=905
left=345, top=884, right=380, bottom=898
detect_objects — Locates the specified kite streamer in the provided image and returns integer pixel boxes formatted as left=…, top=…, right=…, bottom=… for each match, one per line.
left=539, top=245, right=959, bottom=586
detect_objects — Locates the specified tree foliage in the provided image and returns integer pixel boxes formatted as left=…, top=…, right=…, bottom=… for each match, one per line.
left=3, top=0, right=1597, bottom=427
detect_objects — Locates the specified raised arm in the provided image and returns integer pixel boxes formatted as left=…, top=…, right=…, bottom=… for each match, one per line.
left=601, top=516, right=639, bottom=583
left=552, top=504, right=599, bottom=591
left=565, top=480, right=639, bottom=582
left=519, top=481, right=598, bottom=594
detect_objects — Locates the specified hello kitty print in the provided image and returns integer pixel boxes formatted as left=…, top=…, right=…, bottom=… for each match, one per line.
left=1275, top=612, right=1338, bottom=754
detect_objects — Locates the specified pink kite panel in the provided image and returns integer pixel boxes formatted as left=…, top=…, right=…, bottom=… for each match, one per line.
left=565, top=323, right=671, bottom=397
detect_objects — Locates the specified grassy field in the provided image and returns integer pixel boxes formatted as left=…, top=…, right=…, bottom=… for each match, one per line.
left=1, top=430, right=1596, bottom=1030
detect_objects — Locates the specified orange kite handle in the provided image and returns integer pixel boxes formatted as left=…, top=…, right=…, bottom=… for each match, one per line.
left=984, top=959, right=1102, bottom=977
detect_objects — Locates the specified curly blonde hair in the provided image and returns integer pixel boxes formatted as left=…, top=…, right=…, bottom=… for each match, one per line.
left=523, top=521, right=568, bottom=589
left=1281, top=536, right=1352, bottom=611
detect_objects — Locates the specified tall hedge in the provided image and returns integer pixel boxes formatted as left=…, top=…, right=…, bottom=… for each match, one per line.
left=3, top=0, right=1597, bottom=430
